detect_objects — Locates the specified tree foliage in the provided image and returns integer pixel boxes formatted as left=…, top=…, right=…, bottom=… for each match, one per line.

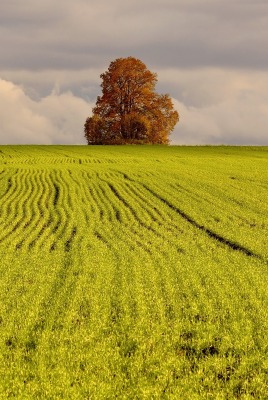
left=84, top=57, right=179, bottom=144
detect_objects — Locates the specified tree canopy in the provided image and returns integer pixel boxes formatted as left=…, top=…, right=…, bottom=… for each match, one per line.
left=84, top=57, right=179, bottom=145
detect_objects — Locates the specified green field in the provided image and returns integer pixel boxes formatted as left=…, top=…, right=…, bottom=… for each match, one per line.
left=0, top=145, right=268, bottom=399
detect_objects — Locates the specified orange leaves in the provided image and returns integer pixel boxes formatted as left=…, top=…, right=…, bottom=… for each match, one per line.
left=84, top=57, right=179, bottom=144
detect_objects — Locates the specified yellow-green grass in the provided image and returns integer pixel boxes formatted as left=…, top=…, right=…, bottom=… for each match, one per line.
left=0, top=145, right=268, bottom=399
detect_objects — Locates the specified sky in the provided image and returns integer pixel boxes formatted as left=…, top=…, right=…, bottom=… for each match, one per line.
left=0, top=0, right=268, bottom=145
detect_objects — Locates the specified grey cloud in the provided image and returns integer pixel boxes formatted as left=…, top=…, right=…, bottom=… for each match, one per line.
left=1, top=0, right=268, bottom=71
left=0, top=68, right=105, bottom=101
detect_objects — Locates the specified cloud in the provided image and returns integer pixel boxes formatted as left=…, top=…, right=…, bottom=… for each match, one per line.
left=0, top=68, right=103, bottom=101
left=1, top=67, right=267, bottom=146
left=0, top=79, right=91, bottom=144
left=1, top=0, right=267, bottom=70
left=0, top=0, right=267, bottom=145
left=170, top=69, right=268, bottom=145
left=171, top=98, right=268, bottom=145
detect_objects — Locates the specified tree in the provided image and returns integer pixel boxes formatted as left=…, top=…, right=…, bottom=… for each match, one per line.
left=84, top=57, right=179, bottom=144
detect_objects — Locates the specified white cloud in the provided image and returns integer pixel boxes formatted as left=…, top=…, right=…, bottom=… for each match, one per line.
left=1, top=67, right=268, bottom=145
left=171, top=90, right=268, bottom=145
left=154, top=68, right=268, bottom=145
left=0, top=79, right=91, bottom=144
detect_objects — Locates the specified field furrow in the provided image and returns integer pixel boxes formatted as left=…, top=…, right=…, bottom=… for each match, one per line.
left=0, top=145, right=267, bottom=399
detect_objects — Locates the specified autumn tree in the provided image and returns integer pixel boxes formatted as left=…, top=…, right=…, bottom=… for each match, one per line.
left=84, top=57, right=179, bottom=144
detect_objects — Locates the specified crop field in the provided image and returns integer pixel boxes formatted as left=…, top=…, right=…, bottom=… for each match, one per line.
left=0, top=145, right=268, bottom=399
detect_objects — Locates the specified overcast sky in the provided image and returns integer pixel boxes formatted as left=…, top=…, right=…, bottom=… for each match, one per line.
left=0, top=0, right=268, bottom=145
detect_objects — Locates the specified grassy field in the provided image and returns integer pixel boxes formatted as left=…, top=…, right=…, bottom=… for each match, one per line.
left=0, top=145, right=267, bottom=399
